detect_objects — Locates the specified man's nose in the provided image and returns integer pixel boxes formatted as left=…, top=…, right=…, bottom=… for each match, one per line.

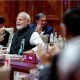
left=16, top=19, right=20, bottom=23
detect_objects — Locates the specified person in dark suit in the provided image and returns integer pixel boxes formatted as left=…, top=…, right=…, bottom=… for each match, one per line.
left=10, top=12, right=45, bottom=55
left=31, top=13, right=54, bottom=43
left=0, top=16, right=10, bottom=47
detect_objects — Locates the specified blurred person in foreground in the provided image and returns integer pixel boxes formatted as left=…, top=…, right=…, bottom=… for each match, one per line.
left=38, top=8, right=80, bottom=80
left=31, top=13, right=54, bottom=43
left=37, top=44, right=59, bottom=80
left=9, top=12, right=45, bottom=55
left=57, top=8, right=80, bottom=80
left=36, top=38, right=60, bottom=80
left=0, top=16, right=10, bottom=47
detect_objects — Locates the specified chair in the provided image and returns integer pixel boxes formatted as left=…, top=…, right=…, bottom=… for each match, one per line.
left=4, top=27, right=14, bottom=47
left=40, top=34, right=48, bottom=43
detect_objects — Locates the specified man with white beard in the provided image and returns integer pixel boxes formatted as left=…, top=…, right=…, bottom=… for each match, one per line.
left=9, top=12, right=45, bottom=55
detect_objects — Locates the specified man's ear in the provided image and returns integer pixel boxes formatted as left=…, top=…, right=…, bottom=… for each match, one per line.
left=26, top=19, right=30, bottom=24
left=28, top=19, right=31, bottom=24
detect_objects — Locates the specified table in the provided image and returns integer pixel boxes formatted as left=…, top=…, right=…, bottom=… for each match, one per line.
left=0, top=60, right=36, bottom=80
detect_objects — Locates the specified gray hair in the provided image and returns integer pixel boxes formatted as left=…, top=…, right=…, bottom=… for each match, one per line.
left=18, top=12, right=31, bottom=20
left=36, top=13, right=46, bottom=21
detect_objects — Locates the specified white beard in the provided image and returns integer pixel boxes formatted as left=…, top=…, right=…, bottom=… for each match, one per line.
left=16, top=25, right=23, bottom=30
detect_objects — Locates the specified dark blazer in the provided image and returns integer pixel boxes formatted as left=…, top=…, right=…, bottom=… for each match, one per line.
left=10, top=25, right=35, bottom=55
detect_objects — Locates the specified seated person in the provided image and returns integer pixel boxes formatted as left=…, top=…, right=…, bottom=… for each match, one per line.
left=31, top=13, right=54, bottom=43
left=9, top=12, right=45, bottom=55
left=0, top=16, right=10, bottom=47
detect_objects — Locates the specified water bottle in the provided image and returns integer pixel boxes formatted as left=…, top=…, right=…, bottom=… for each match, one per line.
left=50, top=32, right=54, bottom=45
left=54, top=32, right=58, bottom=45
left=18, top=39, right=25, bottom=55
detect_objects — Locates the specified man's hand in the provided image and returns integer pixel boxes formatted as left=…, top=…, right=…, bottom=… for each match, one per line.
left=37, top=44, right=60, bottom=64
left=37, top=44, right=52, bottom=64
left=35, top=24, right=42, bottom=34
left=48, top=44, right=60, bottom=56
